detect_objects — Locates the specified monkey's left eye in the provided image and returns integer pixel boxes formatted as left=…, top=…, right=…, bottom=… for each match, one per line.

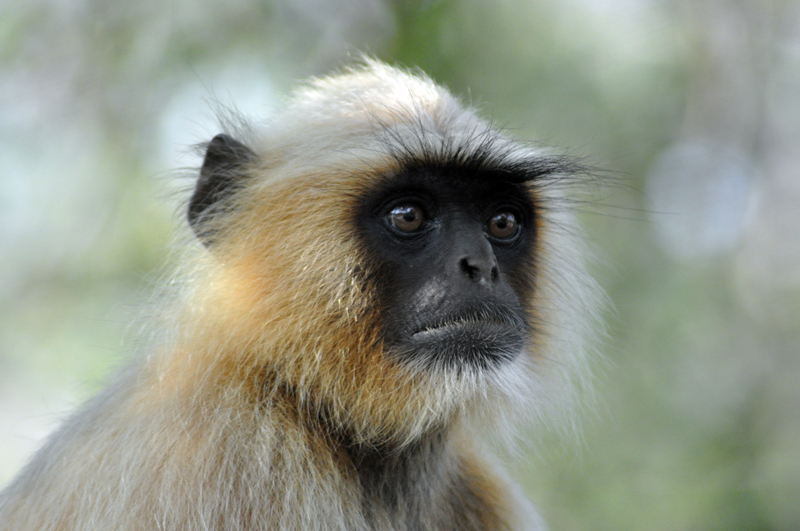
left=487, top=211, right=520, bottom=240
left=386, top=204, right=426, bottom=234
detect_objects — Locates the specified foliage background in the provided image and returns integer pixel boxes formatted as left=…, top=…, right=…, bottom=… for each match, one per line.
left=2, top=1, right=799, bottom=529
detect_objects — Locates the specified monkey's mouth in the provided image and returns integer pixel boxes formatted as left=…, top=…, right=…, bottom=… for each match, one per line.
left=412, top=318, right=516, bottom=338
left=412, top=309, right=524, bottom=336
left=405, top=313, right=526, bottom=368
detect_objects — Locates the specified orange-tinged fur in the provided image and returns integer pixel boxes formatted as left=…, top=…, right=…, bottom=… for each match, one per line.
left=0, top=61, right=601, bottom=530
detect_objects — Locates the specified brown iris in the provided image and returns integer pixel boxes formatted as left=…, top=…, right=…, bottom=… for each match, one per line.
left=487, top=211, right=519, bottom=240
left=387, top=204, right=425, bottom=233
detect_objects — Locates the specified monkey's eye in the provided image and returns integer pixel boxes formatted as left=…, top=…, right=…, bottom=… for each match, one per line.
left=487, top=211, right=520, bottom=240
left=386, top=204, right=426, bottom=234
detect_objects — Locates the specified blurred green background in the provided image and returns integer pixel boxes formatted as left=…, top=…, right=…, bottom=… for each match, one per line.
left=2, top=0, right=799, bottom=529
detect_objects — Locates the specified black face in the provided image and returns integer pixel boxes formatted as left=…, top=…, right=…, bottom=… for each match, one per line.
left=357, top=165, right=537, bottom=371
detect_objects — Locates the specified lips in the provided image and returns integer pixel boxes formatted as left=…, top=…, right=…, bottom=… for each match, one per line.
left=410, top=312, right=524, bottom=339
left=411, top=318, right=517, bottom=340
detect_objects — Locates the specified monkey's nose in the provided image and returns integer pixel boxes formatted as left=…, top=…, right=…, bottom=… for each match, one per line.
left=459, top=256, right=499, bottom=285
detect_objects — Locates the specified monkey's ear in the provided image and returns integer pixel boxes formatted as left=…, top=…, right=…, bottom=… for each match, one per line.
left=188, top=134, right=254, bottom=245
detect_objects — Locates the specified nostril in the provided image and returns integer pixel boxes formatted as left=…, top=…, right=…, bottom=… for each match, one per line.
left=460, top=258, right=477, bottom=280
left=491, top=266, right=498, bottom=281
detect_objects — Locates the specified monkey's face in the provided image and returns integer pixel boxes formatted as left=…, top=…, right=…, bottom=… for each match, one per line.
left=357, top=166, right=537, bottom=373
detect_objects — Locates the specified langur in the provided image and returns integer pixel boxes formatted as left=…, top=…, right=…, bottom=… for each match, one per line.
left=0, top=60, right=601, bottom=530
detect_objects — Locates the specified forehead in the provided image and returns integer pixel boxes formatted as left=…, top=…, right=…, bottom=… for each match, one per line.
left=362, top=160, right=538, bottom=206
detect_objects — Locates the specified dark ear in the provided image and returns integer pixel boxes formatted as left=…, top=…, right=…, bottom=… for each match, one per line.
left=189, top=134, right=255, bottom=245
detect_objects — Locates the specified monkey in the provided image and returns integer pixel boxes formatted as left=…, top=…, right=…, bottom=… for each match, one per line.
left=0, top=60, right=601, bottom=530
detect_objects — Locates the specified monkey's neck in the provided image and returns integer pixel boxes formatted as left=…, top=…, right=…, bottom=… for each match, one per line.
left=340, top=426, right=456, bottom=526
left=259, top=377, right=497, bottom=527
left=345, top=428, right=449, bottom=490
left=276, top=381, right=454, bottom=514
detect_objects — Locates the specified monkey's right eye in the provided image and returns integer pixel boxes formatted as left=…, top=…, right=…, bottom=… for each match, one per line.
left=386, top=204, right=426, bottom=234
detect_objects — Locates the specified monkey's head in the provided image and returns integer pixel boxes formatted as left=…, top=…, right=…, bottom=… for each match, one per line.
left=181, top=61, right=598, bottom=446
